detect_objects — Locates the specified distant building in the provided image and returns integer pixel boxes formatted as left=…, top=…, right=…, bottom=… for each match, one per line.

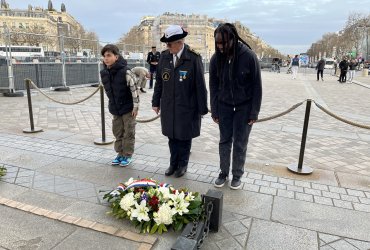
left=119, top=12, right=279, bottom=60
left=0, top=0, right=85, bottom=53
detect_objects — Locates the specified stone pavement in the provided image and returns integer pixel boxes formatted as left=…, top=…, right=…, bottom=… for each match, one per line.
left=1, top=69, right=370, bottom=249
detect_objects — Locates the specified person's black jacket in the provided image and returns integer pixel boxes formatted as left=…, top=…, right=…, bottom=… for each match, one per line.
left=339, top=60, right=349, bottom=71
left=209, top=43, right=262, bottom=120
left=147, top=51, right=160, bottom=71
left=152, top=44, right=208, bottom=140
left=348, top=61, right=357, bottom=70
left=100, top=57, right=132, bottom=116
left=316, top=59, right=325, bottom=71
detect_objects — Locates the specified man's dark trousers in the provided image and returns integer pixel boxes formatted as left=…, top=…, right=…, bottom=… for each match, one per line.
left=317, top=69, right=324, bottom=80
left=168, top=138, right=192, bottom=169
left=218, top=102, right=252, bottom=179
left=149, top=67, right=156, bottom=88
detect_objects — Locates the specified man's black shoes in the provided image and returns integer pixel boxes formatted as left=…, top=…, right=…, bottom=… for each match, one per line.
left=165, top=165, right=176, bottom=176
left=140, top=88, right=146, bottom=93
left=174, top=166, right=187, bottom=178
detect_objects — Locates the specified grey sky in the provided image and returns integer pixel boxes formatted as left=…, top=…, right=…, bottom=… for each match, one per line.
left=8, top=0, right=370, bottom=54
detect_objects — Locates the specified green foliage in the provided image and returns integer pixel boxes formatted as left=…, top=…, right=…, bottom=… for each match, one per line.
left=0, top=165, right=6, bottom=178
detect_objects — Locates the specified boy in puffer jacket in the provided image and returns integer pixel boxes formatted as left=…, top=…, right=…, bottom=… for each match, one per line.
left=100, top=44, right=139, bottom=167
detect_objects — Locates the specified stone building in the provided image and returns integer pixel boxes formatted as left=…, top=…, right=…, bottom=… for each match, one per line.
left=119, top=12, right=280, bottom=60
left=0, top=0, right=86, bottom=53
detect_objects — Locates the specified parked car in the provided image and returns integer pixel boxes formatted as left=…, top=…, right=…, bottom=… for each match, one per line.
left=259, top=57, right=281, bottom=69
left=324, top=58, right=335, bottom=69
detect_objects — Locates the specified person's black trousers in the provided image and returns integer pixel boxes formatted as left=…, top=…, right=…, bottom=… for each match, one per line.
left=317, top=69, right=324, bottom=80
left=218, top=102, right=253, bottom=180
left=339, top=70, right=347, bottom=82
left=168, top=138, right=192, bottom=168
left=149, top=67, right=156, bottom=88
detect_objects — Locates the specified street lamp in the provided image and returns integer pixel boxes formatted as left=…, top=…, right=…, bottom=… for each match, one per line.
left=54, top=21, right=70, bottom=91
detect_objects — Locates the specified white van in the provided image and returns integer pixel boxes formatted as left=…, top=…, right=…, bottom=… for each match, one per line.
left=324, top=58, right=335, bottom=69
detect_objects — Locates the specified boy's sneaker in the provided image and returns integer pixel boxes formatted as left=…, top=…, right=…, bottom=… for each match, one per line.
left=112, top=155, right=124, bottom=166
left=120, top=156, right=132, bottom=167
left=229, top=177, right=242, bottom=190
left=214, top=173, right=228, bottom=188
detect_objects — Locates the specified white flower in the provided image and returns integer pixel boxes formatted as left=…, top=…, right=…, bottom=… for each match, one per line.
left=130, top=200, right=150, bottom=222
left=169, top=190, right=190, bottom=215
left=158, top=186, right=171, bottom=200
left=173, top=200, right=189, bottom=216
left=185, top=192, right=195, bottom=201
left=119, top=192, right=135, bottom=211
left=154, top=204, right=175, bottom=225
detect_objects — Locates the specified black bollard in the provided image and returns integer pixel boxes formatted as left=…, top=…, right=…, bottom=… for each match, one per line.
left=23, top=79, right=43, bottom=133
left=288, top=99, right=313, bottom=174
left=204, top=189, right=223, bottom=232
left=94, top=85, right=114, bottom=145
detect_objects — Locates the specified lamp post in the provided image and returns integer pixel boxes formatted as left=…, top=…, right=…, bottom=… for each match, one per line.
left=3, top=25, right=24, bottom=97
left=54, top=21, right=70, bottom=91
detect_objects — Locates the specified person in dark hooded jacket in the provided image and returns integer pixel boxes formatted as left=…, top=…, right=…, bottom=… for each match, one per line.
left=100, top=44, right=140, bottom=167
left=316, top=58, right=325, bottom=81
left=152, top=25, right=208, bottom=178
left=210, top=23, right=262, bottom=190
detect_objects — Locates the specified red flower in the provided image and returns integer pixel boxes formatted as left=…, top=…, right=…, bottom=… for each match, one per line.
left=149, top=196, right=159, bottom=211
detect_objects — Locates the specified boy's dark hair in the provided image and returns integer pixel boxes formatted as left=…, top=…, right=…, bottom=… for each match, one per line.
left=101, top=44, right=120, bottom=56
left=214, top=23, right=252, bottom=80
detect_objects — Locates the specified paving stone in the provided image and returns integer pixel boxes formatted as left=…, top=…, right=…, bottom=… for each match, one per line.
left=262, top=175, right=278, bottom=182
left=242, top=183, right=260, bottom=192
left=313, top=196, right=333, bottom=206
left=273, top=197, right=370, bottom=242
left=318, top=233, right=341, bottom=244
left=216, top=238, right=242, bottom=250
left=295, top=192, right=313, bottom=202
left=353, top=203, right=370, bottom=213
left=259, top=186, right=277, bottom=196
left=223, top=220, right=249, bottom=236
left=304, top=188, right=322, bottom=196
left=333, top=199, right=353, bottom=210
left=327, top=239, right=358, bottom=250
left=287, top=185, right=304, bottom=193
left=346, top=189, right=366, bottom=197
left=345, top=238, right=370, bottom=250
left=247, top=219, right=317, bottom=250
left=277, top=189, right=295, bottom=199
left=240, top=177, right=254, bottom=184
left=328, top=186, right=347, bottom=194
left=294, top=180, right=311, bottom=188
left=270, top=182, right=287, bottom=190
left=322, top=191, right=340, bottom=200
left=340, top=194, right=359, bottom=203
left=359, top=197, right=370, bottom=205
left=247, top=173, right=262, bottom=180
left=254, top=179, right=270, bottom=187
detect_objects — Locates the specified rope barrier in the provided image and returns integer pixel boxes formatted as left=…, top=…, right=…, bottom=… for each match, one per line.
left=256, top=100, right=306, bottom=123
left=26, top=79, right=100, bottom=105
left=136, top=114, right=160, bottom=123
left=313, top=100, right=370, bottom=130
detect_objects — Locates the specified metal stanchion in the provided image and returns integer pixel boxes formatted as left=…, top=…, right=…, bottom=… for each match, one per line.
left=94, top=85, right=114, bottom=145
left=288, top=99, right=313, bottom=174
left=23, top=79, right=43, bottom=133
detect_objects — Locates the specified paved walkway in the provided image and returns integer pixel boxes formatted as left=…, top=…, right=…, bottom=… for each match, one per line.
left=1, top=69, right=370, bottom=249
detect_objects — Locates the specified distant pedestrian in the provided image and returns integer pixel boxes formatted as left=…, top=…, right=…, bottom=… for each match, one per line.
left=338, top=57, right=348, bottom=83
left=131, top=66, right=151, bottom=93
left=146, top=46, right=160, bottom=89
left=209, top=23, right=262, bottom=190
left=152, top=25, right=208, bottom=178
left=290, top=55, right=300, bottom=79
left=100, top=44, right=139, bottom=167
left=316, top=58, right=325, bottom=81
left=348, top=59, right=357, bottom=83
